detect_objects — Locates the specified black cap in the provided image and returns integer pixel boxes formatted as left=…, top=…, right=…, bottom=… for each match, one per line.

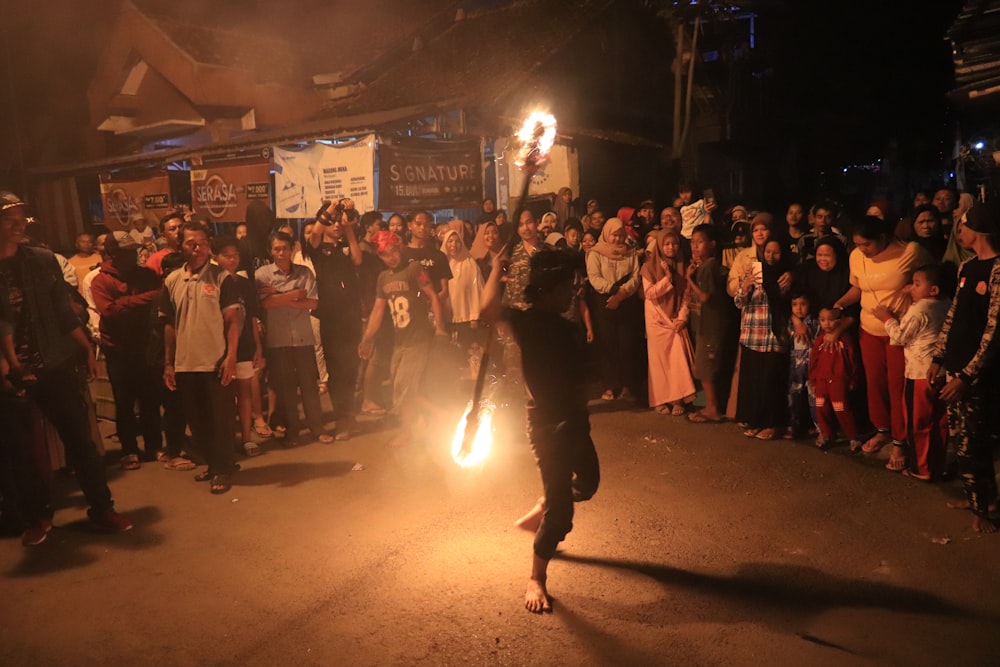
left=963, top=202, right=998, bottom=235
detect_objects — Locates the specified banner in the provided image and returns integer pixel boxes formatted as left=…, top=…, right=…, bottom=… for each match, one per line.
left=190, top=159, right=272, bottom=223
left=495, top=140, right=579, bottom=211
left=99, top=172, right=172, bottom=231
left=273, top=135, right=375, bottom=218
left=378, top=137, right=482, bottom=210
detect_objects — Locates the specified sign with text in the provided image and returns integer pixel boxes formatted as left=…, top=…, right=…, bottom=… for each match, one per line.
left=99, top=172, right=172, bottom=231
left=273, top=135, right=374, bottom=218
left=190, top=159, right=272, bottom=223
left=378, top=137, right=483, bottom=210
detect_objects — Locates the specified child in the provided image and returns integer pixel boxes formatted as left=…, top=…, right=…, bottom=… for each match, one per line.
left=481, top=247, right=600, bottom=614
left=685, top=224, right=732, bottom=423
left=786, top=291, right=819, bottom=438
left=214, top=236, right=266, bottom=458
left=358, top=231, right=447, bottom=448
left=809, top=308, right=862, bottom=450
left=874, top=265, right=952, bottom=479
left=733, top=239, right=791, bottom=439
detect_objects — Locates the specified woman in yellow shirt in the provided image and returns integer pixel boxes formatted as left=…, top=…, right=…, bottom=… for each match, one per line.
left=833, top=216, right=931, bottom=465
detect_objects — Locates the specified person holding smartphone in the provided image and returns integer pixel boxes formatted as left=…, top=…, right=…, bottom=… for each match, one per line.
left=678, top=182, right=717, bottom=240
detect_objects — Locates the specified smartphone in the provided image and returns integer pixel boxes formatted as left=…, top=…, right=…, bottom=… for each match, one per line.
left=703, top=188, right=715, bottom=205
left=751, top=260, right=764, bottom=285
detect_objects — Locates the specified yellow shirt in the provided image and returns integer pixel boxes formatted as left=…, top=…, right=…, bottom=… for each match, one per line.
left=849, top=240, right=931, bottom=336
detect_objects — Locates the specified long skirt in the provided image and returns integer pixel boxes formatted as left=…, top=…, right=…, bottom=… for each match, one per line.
left=646, top=320, right=696, bottom=407
left=735, top=346, right=789, bottom=429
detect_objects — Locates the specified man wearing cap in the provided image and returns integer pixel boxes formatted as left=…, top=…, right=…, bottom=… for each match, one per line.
left=91, top=231, right=163, bottom=470
left=929, top=203, right=1000, bottom=534
left=0, top=191, right=133, bottom=545
left=128, top=210, right=156, bottom=250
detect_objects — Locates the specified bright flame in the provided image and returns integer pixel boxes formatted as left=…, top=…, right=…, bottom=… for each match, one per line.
left=451, top=402, right=494, bottom=468
left=515, top=111, right=557, bottom=169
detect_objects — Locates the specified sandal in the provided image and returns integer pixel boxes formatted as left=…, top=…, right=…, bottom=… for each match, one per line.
left=119, top=454, right=141, bottom=471
left=885, top=457, right=907, bottom=472
left=164, top=456, right=196, bottom=471
left=743, top=428, right=761, bottom=438
left=815, top=437, right=832, bottom=450
left=194, top=470, right=213, bottom=482
left=252, top=420, right=273, bottom=438
left=243, top=441, right=262, bottom=458
left=600, top=390, right=615, bottom=401
left=654, top=405, right=672, bottom=414
left=670, top=404, right=686, bottom=416
left=755, top=428, right=777, bottom=440
left=209, top=474, right=232, bottom=495
left=156, top=450, right=171, bottom=464
left=317, top=433, right=335, bottom=444
left=861, top=432, right=890, bottom=454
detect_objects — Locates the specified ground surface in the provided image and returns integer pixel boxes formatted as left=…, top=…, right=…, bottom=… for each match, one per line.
left=1, top=397, right=999, bottom=667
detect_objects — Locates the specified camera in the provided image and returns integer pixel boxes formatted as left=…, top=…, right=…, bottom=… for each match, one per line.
left=316, top=199, right=359, bottom=226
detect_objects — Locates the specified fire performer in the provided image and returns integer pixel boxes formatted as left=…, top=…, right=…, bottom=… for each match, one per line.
left=481, top=246, right=600, bottom=613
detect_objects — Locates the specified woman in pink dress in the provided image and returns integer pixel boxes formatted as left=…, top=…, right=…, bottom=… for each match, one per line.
left=642, top=230, right=696, bottom=414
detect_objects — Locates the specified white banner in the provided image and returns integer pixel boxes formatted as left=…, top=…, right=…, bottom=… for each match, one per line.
left=495, top=140, right=579, bottom=210
left=273, top=135, right=375, bottom=218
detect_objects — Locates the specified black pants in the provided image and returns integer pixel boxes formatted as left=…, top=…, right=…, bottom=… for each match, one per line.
left=593, top=295, right=642, bottom=394
left=947, top=375, right=998, bottom=517
left=3, top=362, right=114, bottom=521
left=320, top=318, right=361, bottom=420
left=105, top=348, right=162, bottom=457
left=735, top=346, right=790, bottom=430
left=159, top=372, right=188, bottom=458
left=266, top=346, right=325, bottom=439
left=530, top=412, right=600, bottom=560
left=175, top=372, right=236, bottom=476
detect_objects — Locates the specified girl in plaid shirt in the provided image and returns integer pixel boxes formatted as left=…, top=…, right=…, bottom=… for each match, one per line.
left=734, top=239, right=791, bottom=439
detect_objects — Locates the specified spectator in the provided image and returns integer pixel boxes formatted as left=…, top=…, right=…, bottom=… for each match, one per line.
left=161, top=222, right=244, bottom=494
left=470, top=220, right=503, bottom=281
left=586, top=217, right=642, bottom=402
left=581, top=229, right=598, bottom=253
left=909, top=204, right=948, bottom=264
left=442, top=229, right=484, bottom=353
left=809, top=307, right=863, bottom=450
left=235, top=223, right=247, bottom=240
left=404, top=211, right=451, bottom=305
left=67, top=233, right=102, bottom=289
left=146, top=212, right=184, bottom=276
left=0, top=191, right=133, bottom=543
left=786, top=290, right=819, bottom=439
left=554, top=187, right=578, bottom=230
left=785, top=202, right=808, bottom=259
left=91, top=231, right=163, bottom=470
left=832, top=215, right=931, bottom=459
left=479, top=198, right=497, bottom=224
left=641, top=230, right=696, bottom=415
left=127, top=211, right=156, bottom=250
left=307, top=201, right=364, bottom=441
left=678, top=183, right=716, bottom=240
left=797, top=201, right=846, bottom=261
left=256, top=231, right=333, bottom=445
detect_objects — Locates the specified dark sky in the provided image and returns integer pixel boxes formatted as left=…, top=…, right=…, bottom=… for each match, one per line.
left=0, top=0, right=966, bottom=189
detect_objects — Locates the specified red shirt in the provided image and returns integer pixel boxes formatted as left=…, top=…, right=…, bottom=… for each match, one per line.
left=809, top=334, right=860, bottom=386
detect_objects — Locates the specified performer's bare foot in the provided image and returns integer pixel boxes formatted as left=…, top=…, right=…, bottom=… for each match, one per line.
left=972, top=515, right=998, bottom=534
left=514, top=500, right=543, bottom=533
left=946, top=499, right=999, bottom=512
left=524, top=578, right=552, bottom=613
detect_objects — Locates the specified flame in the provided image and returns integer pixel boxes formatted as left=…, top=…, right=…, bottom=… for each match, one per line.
left=514, top=111, right=557, bottom=169
left=451, top=402, right=494, bottom=468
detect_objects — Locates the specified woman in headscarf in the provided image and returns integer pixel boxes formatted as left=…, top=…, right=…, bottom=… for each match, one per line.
left=539, top=211, right=558, bottom=237
left=586, top=217, right=643, bottom=401
left=642, top=230, right=696, bottom=415
left=442, top=228, right=485, bottom=353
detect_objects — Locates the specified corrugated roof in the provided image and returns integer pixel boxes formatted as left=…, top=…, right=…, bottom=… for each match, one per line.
left=948, top=1, right=1000, bottom=103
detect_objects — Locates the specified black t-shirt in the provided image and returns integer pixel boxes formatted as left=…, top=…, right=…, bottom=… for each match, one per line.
left=403, top=245, right=452, bottom=291
left=507, top=307, right=587, bottom=420
left=376, top=263, right=432, bottom=347
left=306, top=241, right=361, bottom=322
left=0, top=253, right=43, bottom=371
left=945, top=257, right=997, bottom=373
left=232, top=274, right=259, bottom=362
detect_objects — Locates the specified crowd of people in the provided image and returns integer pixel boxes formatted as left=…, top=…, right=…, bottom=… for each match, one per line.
left=1, top=179, right=999, bottom=551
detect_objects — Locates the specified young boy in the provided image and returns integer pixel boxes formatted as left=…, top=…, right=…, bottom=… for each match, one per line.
left=787, top=291, right=819, bottom=439
left=685, top=224, right=732, bottom=423
left=874, top=265, right=952, bottom=479
left=214, top=236, right=265, bottom=458
left=358, top=231, right=447, bottom=448
left=808, top=308, right=862, bottom=450
left=481, top=246, right=599, bottom=614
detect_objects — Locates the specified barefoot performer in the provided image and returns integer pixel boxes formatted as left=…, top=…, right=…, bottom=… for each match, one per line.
left=481, top=247, right=600, bottom=613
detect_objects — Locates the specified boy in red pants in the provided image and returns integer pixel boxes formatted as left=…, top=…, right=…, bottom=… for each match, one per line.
left=809, top=307, right=862, bottom=450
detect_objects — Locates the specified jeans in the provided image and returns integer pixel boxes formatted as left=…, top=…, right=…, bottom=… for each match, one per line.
left=319, top=318, right=361, bottom=420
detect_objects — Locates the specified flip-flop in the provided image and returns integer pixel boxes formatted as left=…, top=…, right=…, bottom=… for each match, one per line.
left=119, top=454, right=141, bottom=471
left=252, top=422, right=273, bottom=438
left=164, top=457, right=196, bottom=471
left=243, top=441, right=262, bottom=457
left=210, top=474, right=232, bottom=495
left=755, top=428, right=777, bottom=440
left=862, top=434, right=890, bottom=454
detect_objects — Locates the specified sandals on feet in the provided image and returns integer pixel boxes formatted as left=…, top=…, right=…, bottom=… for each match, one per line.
left=243, top=441, right=262, bottom=458
left=252, top=420, right=273, bottom=438
left=164, top=456, right=196, bottom=471
left=317, top=434, right=335, bottom=444
left=885, top=457, right=907, bottom=472
left=600, top=389, right=615, bottom=401
left=209, top=474, right=232, bottom=495
left=743, top=428, right=761, bottom=438
left=815, top=437, right=832, bottom=450
left=755, top=428, right=777, bottom=440
left=194, top=470, right=213, bottom=482
left=670, top=404, right=686, bottom=416
left=862, top=433, right=890, bottom=454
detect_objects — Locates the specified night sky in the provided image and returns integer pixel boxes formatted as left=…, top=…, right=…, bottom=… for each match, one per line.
left=0, top=0, right=967, bottom=193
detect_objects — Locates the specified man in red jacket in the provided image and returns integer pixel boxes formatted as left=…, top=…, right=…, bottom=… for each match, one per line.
left=91, top=231, right=163, bottom=469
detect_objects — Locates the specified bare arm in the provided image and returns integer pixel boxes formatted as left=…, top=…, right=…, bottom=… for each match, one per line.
left=163, top=322, right=177, bottom=390
left=421, top=273, right=448, bottom=336
left=344, top=221, right=363, bottom=267
left=358, top=298, right=387, bottom=359
left=833, top=285, right=862, bottom=309
left=219, top=306, right=241, bottom=386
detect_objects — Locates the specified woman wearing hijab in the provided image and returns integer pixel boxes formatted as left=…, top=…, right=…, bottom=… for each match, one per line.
left=642, top=230, right=696, bottom=415
left=442, top=229, right=485, bottom=353
left=554, top=187, right=578, bottom=230
left=586, top=217, right=643, bottom=401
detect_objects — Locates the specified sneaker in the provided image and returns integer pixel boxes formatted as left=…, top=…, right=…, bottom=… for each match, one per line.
left=89, top=509, right=134, bottom=533
left=21, top=519, right=53, bottom=547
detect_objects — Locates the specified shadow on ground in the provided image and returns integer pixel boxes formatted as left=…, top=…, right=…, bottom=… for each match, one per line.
left=234, top=461, right=355, bottom=488
left=5, top=505, right=165, bottom=578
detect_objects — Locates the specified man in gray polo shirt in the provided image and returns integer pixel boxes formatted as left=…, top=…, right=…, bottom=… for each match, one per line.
left=256, top=231, right=333, bottom=444
left=161, top=223, right=244, bottom=494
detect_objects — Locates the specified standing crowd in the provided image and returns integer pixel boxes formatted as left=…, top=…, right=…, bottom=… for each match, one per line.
left=1, top=181, right=999, bottom=549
